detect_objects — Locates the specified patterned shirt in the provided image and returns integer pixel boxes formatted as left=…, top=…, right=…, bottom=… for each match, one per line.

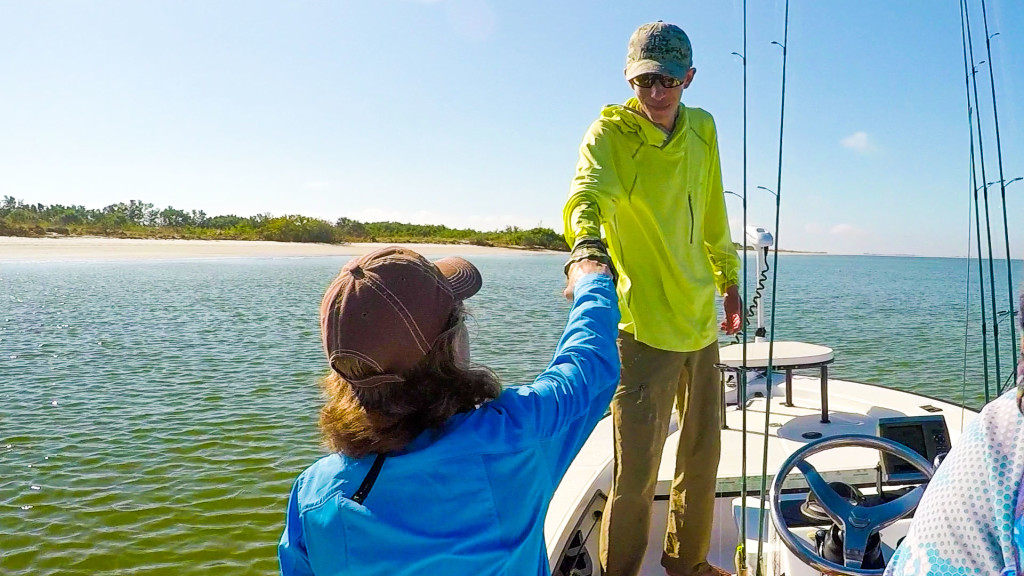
left=885, top=389, right=1024, bottom=576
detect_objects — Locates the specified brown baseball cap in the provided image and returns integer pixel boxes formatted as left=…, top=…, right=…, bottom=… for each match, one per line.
left=320, top=246, right=482, bottom=387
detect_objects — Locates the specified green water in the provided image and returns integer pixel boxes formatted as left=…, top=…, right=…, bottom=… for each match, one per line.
left=1, top=253, right=1020, bottom=575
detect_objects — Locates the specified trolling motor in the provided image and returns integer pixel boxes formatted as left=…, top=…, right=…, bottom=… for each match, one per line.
left=744, top=226, right=774, bottom=342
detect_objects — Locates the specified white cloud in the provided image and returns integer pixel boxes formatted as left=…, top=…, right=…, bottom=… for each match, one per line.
left=400, top=0, right=495, bottom=41
left=447, top=0, right=496, bottom=41
left=829, top=223, right=868, bottom=237
left=840, top=131, right=870, bottom=151
left=305, top=182, right=330, bottom=190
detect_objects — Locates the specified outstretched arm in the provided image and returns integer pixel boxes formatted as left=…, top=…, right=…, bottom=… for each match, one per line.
left=486, top=268, right=620, bottom=482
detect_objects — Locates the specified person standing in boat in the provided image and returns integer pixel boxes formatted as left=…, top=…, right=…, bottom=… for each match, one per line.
left=278, top=246, right=619, bottom=576
left=562, top=21, right=741, bottom=576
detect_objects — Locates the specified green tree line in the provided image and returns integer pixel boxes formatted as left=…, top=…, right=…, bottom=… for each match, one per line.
left=0, top=197, right=569, bottom=251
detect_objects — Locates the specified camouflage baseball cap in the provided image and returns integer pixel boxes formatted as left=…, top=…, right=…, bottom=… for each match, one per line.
left=624, top=21, right=693, bottom=81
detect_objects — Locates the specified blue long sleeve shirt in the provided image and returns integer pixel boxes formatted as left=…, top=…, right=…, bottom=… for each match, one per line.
left=278, top=274, right=620, bottom=576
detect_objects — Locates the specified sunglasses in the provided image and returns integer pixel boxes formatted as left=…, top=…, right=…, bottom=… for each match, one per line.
left=631, top=74, right=685, bottom=89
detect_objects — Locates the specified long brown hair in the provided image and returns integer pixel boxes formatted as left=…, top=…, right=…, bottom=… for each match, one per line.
left=318, top=305, right=501, bottom=458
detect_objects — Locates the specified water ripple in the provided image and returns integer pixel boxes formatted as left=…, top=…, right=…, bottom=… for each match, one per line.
left=0, top=255, right=1019, bottom=574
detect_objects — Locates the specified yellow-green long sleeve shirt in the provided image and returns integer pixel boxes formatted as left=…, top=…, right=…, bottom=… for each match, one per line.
left=563, top=98, right=740, bottom=353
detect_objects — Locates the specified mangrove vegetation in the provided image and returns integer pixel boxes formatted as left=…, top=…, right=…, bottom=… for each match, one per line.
left=0, top=197, right=570, bottom=251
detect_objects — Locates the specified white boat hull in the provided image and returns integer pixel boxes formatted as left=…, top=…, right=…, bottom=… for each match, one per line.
left=546, top=372, right=977, bottom=576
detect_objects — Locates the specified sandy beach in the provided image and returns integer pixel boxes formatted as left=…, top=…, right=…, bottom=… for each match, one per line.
left=0, top=236, right=557, bottom=262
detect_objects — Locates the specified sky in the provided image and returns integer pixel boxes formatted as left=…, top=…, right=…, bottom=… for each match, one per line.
left=1, top=0, right=1022, bottom=257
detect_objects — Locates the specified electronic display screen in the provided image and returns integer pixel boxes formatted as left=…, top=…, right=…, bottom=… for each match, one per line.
left=881, top=424, right=928, bottom=475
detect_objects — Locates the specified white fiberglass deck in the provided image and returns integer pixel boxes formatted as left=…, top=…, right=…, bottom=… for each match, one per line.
left=545, top=372, right=977, bottom=576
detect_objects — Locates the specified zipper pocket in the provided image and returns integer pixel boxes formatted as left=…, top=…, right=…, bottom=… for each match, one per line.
left=616, top=383, right=647, bottom=404
left=687, top=195, right=695, bottom=244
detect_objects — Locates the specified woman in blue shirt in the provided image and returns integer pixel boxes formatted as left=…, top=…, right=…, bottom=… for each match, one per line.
left=279, top=246, right=619, bottom=576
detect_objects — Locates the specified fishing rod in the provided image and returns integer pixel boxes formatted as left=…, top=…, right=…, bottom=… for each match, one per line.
left=735, top=0, right=750, bottom=574
left=959, top=0, right=992, bottom=403
left=960, top=155, right=976, bottom=425
left=970, top=125, right=992, bottom=403
left=964, top=0, right=1005, bottom=396
left=971, top=129, right=993, bottom=404
left=978, top=0, right=1019, bottom=379
left=754, top=0, right=789, bottom=573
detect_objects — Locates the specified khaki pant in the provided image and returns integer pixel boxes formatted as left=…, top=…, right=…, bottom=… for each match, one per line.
left=599, top=332, right=722, bottom=576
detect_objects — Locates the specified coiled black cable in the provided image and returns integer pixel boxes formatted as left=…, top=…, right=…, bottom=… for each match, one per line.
left=733, top=249, right=770, bottom=344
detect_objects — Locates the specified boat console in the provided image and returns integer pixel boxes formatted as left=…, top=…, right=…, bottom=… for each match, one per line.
left=876, top=416, right=950, bottom=484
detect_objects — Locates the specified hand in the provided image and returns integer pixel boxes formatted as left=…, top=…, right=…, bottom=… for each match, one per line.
left=721, top=285, right=741, bottom=335
left=563, top=259, right=612, bottom=300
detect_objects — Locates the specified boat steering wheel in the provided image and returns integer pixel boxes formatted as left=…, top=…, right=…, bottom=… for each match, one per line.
left=768, top=434, right=936, bottom=576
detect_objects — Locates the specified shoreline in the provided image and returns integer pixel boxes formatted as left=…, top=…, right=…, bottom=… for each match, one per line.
left=0, top=236, right=561, bottom=263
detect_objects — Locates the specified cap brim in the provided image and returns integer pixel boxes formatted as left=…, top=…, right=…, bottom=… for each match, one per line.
left=625, top=60, right=690, bottom=81
left=434, top=257, right=482, bottom=301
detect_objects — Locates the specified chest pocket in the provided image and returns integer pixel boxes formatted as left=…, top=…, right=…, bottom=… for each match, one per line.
left=684, top=146, right=708, bottom=245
